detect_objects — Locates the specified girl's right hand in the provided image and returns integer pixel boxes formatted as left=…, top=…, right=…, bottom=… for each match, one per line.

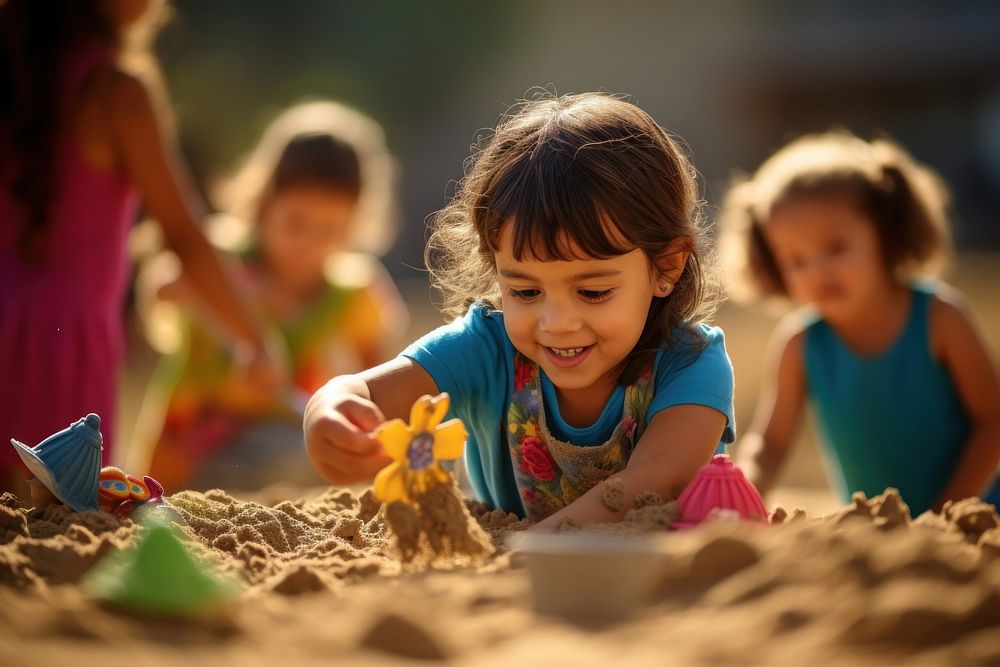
left=303, top=381, right=392, bottom=485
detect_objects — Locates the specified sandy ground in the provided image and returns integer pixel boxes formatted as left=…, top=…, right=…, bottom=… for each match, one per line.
left=2, top=483, right=1000, bottom=666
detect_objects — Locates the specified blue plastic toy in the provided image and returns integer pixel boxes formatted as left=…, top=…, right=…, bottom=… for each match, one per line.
left=9, top=413, right=103, bottom=512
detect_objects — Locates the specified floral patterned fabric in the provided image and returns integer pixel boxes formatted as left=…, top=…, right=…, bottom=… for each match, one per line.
left=507, top=353, right=654, bottom=520
left=145, top=262, right=397, bottom=491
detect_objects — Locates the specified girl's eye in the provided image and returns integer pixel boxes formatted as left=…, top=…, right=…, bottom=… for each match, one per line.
left=507, top=288, right=540, bottom=302
left=579, top=289, right=613, bottom=302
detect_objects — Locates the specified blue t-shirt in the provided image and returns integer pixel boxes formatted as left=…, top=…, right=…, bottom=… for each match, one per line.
left=403, top=303, right=736, bottom=515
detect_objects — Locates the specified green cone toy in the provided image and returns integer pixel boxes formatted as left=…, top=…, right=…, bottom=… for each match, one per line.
left=84, top=520, right=240, bottom=617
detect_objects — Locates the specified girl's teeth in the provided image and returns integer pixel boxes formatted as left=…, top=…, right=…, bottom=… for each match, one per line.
left=551, top=347, right=584, bottom=358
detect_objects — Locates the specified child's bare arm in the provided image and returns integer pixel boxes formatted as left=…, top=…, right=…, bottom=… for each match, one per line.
left=107, top=71, right=268, bottom=355
left=534, top=404, right=726, bottom=529
left=304, top=356, right=439, bottom=485
left=931, top=292, right=1000, bottom=506
left=736, top=320, right=807, bottom=496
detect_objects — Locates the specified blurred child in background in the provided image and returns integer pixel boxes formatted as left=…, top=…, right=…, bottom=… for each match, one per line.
left=135, top=100, right=407, bottom=491
left=0, top=0, right=277, bottom=493
left=721, top=130, right=1000, bottom=515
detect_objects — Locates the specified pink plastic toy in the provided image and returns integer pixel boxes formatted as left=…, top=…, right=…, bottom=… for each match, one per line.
left=674, top=454, right=768, bottom=529
left=111, top=475, right=176, bottom=522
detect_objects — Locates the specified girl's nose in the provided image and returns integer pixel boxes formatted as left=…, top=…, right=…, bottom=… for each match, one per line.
left=812, top=254, right=836, bottom=279
left=538, top=298, right=582, bottom=333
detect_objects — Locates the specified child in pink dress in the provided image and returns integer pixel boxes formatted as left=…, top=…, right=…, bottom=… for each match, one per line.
left=0, top=0, right=275, bottom=493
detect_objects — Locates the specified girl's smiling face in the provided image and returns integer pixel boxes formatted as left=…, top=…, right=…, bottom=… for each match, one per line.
left=494, top=224, right=660, bottom=414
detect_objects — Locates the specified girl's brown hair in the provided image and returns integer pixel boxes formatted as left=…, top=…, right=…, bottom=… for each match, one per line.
left=213, top=101, right=397, bottom=257
left=426, top=91, right=719, bottom=385
left=719, top=130, right=952, bottom=302
left=0, top=0, right=169, bottom=261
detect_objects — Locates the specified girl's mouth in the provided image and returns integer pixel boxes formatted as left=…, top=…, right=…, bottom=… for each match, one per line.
left=543, top=344, right=593, bottom=368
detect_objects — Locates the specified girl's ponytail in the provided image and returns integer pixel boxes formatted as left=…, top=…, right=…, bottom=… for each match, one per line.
left=719, top=179, right=785, bottom=301
left=873, top=140, right=952, bottom=277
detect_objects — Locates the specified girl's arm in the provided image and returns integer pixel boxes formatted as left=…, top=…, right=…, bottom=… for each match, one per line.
left=534, top=404, right=726, bottom=529
left=107, top=71, right=272, bottom=360
left=735, top=320, right=808, bottom=497
left=931, top=292, right=1000, bottom=507
left=304, top=356, right=439, bottom=485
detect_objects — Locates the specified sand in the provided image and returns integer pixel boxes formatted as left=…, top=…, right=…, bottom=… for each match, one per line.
left=382, top=482, right=494, bottom=564
left=1, top=486, right=1000, bottom=666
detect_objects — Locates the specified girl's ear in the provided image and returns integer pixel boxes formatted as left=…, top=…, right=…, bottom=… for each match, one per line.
left=653, top=237, right=692, bottom=297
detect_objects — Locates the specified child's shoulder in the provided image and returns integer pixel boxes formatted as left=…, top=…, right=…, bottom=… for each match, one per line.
left=406, top=301, right=509, bottom=356
left=917, top=279, right=968, bottom=316
left=764, top=306, right=821, bottom=346
left=922, top=281, right=978, bottom=359
left=92, top=66, right=160, bottom=121
left=678, top=321, right=724, bottom=354
left=783, top=303, right=823, bottom=329
left=401, top=301, right=513, bottom=381
left=667, top=319, right=720, bottom=341
left=70, top=63, right=151, bottom=169
left=89, top=66, right=167, bottom=166
left=444, top=301, right=507, bottom=336
left=759, top=309, right=813, bottom=363
left=657, top=322, right=732, bottom=374
left=652, top=323, right=735, bottom=411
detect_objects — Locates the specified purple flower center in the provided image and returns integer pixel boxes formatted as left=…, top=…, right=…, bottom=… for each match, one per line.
left=407, top=431, right=434, bottom=471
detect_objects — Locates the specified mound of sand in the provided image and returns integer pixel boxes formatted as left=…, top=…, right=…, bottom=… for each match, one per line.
left=1, top=487, right=999, bottom=666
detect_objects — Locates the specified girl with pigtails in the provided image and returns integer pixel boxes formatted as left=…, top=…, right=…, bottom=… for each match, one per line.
left=721, top=131, right=1000, bottom=515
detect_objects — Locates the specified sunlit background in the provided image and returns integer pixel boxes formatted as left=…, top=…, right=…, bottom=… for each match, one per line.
left=122, top=1, right=1000, bottom=511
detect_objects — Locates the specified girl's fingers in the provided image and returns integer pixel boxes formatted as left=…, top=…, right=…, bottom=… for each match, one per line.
left=314, top=413, right=378, bottom=456
left=315, top=448, right=392, bottom=485
left=338, top=396, right=386, bottom=434
left=333, top=450, right=393, bottom=480
left=307, top=396, right=385, bottom=457
left=304, top=392, right=393, bottom=484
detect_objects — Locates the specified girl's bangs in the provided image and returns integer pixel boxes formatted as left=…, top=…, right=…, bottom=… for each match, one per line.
left=485, top=157, right=633, bottom=262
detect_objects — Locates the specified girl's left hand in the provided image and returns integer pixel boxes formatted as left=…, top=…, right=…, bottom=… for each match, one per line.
left=533, top=404, right=727, bottom=529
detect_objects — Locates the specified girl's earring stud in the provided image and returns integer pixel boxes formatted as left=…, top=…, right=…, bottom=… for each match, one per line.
left=659, top=281, right=672, bottom=294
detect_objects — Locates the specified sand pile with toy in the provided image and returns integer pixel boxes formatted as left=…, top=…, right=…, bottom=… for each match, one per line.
left=2, top=483, right=1000, bottom=666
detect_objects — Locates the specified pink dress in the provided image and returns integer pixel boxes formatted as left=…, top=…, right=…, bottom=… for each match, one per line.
left=0, top=47, right=139, bottom=474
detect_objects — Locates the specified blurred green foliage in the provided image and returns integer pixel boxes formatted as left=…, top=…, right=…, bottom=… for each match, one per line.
left=164, top=0, right=521, bottom=169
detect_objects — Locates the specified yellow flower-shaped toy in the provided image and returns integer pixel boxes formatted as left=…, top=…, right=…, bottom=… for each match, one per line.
left=373, top=393, right=468, bottom=504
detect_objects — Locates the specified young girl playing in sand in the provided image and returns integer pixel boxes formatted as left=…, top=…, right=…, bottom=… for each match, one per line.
left=721, top=131, right=1000, bottom=515
left=304, top=92, right=735, bottom=527
left=0, top=0, right=277, bottom=493
left=136, top=101, right=408, bottom=491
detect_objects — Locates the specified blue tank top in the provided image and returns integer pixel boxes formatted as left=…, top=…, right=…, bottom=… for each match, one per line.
left=804, top=285, right=970, bottom=515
